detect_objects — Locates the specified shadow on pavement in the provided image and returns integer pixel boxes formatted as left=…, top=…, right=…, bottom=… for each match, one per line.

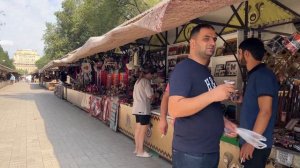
left=0, top=81, right=171, bottom=168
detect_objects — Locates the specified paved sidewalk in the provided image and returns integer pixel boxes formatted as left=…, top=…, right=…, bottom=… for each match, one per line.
left=0, top=82, right=171, bottom=168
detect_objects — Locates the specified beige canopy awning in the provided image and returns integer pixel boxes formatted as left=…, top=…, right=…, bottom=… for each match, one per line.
left=42, top=0, right=300, bottom=71
left=53, top=0, right=243, bottom=64
left=39, top=49, right=79, bottom=73
left=39, top=60, right=68, bottom=73
left=0, top=64, right=15, bottom=73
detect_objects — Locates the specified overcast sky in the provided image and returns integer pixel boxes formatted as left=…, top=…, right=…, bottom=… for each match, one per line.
left=0, top=0, right=62, bottom=58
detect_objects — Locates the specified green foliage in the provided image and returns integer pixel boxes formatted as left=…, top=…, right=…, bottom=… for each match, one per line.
left=35, top=55, right=51, bottom=69
left=0, top=45, right=15, bottom=69
left=16, top=69, right=28, bottom=75
left=40, top=0, right=160, bottom=69
left=116, top=0, right=160, bottom=20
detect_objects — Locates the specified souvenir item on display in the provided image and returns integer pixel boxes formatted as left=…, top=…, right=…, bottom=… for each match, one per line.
left=119, top=72, right=128, bottom=86
left=273, top=129, right=300, bottom=152
left=126, top=62, right=134, bottom=70
left=97, top=96, right=110, bottom=122
left=103, top=98, right=111, bottom=122
left=89, top=96, right=102, bottom=117
left=294, top=126, right=300, bottom=141
left=74, top=72, right=84, bottom=90
left=100, top=70, right=107, bottom=87
left=113, top=71, right=119, bottom=86
left=86, top=84, right=98, bottom=94
left=284, top=32, right=300, bottom=56
left=81, top=61, right=92, bottom=84
left=94, top=61, right=103, bottom=88
left=81, top=61, right=92, bottom=73
left=106, top=73, right=112, bottom=89
left=265, top=35, right=286, bottom=55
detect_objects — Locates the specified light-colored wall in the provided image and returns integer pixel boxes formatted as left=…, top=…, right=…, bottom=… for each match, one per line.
left=13, top=49, right=40, bottom=73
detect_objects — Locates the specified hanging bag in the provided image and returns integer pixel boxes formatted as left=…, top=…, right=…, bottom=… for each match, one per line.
left=236, top=128, right=267, bottom=149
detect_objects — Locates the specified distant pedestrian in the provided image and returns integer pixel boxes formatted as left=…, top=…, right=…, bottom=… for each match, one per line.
left=10, top=74, right=15, bottom=84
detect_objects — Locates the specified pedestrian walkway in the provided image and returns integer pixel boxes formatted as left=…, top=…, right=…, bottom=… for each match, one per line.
left=0, top=82, right=171, bottom=168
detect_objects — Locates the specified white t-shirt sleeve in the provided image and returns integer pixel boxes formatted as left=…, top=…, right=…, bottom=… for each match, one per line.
left=132, top=78, right=153, bottom=115
left=144, top=80, right=153, bottom=98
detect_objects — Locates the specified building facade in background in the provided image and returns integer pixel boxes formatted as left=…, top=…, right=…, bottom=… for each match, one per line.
left=13, top=49, right=40, bottom=74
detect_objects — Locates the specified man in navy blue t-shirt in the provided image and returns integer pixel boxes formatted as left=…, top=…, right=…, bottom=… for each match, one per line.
left=168, top=24, right=237, bottom=168
left=237, top=38, right=279, bottom=168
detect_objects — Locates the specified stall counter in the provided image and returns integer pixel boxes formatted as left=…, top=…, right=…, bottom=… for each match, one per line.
left=59, top=89, right=299, bottom=167
left=42, top=81, right=58, bottom=91
left=118, top=104, right=243, bottom=167
left=65, top=88, right=90, bottom=111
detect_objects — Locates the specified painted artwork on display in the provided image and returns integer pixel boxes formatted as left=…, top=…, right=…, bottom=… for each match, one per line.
left=214, top=64, right=225, bottom=77
left=225, top=61, right=238, bottom=76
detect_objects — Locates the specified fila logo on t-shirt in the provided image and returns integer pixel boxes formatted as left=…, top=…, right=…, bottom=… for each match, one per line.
left=204, top=77, right=217, bottom=91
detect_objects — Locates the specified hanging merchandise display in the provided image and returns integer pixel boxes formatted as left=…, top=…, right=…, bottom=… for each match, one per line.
left=133, top=49, right=140, bottom=67
left=284, top=32, right=300, bottom=56
left=81, top=60, right=92, bottom=84
left=89, top=96, right=102, bottom=117
left=265, top=32, right=300, bottom=79
left=106, top=73, right=112, bottom=89
left=93, top=61, right=103, bottom=89
left=113, top=71, right=119, bottom=86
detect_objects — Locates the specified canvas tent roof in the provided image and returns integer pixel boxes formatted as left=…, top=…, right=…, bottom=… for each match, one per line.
left=0, top=64, right=15, bottom=73
left=47, top=0, right=243, bottom=65
left=42, top=0, right=300, bottom=71
left=39, top=49, right=79, bottom=73
left=196, top=0, right=300, bottom=34
left=39, top=60, right=68, bottom=73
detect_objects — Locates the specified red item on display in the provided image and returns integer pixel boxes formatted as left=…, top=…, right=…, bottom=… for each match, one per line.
left=107, top=73, right=112, bottom=89
left=284, top=32, right=300, bottom=55
left=100, top=70, right=107, bottom=87
left=97, top=96, right=111, bottom=122
left=96, top=71, right=101, bottom=88
left=113, top=72, right=119, bottom=86
left=89, top=96, right=102, bottom=117
left=119, top=72, right=128, bottom=85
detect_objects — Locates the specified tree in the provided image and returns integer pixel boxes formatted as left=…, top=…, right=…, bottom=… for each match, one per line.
left=116, top=0, right=160, bottom=20
left=35, top=55, right=51, bottom=69
left=0, top=45, right=15, bottom=69
left=39, top=0, right=160, bottom=69
left=16, top=69, right=28, bottom=75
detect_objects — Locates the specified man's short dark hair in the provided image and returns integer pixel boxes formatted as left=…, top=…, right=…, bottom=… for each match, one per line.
left=141, top=66, right=156, bottom=75
left=190, top=24, right=215, bottom=40
left=238, top=38, right=265, bottom=61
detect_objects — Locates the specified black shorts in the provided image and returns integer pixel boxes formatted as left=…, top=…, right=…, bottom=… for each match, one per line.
left=135, top=114, right=151, bottom=125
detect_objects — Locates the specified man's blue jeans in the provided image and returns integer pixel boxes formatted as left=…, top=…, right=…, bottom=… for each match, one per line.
left=172, top=149, right=219, bottom=168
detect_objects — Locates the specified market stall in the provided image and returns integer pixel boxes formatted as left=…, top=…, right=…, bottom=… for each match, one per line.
left=0, top=64, right=16, bottom=89
left=39, top=67, right=59, bottom=91
left=39, top=0, right=300, bottom=167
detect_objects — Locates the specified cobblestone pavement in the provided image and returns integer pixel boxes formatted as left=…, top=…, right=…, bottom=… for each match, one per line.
left=0, top=82, right=171, bottom=168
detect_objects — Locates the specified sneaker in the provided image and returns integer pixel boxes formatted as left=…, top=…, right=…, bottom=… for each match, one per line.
left=136, top=151, right=152, bottom=158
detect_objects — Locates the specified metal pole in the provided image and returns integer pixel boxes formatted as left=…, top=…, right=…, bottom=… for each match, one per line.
left=164, top=31, right=168, bottom=83
left=244, top=1, right=249, bottom=40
